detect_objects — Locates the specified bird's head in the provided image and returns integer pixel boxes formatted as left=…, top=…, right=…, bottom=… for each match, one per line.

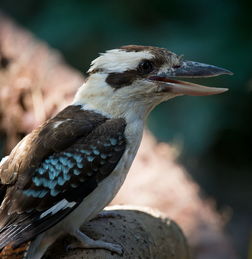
left=74, top=45, right=232, bottom=121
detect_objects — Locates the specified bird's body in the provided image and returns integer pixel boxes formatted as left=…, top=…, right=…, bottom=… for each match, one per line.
left=0, top=45, right=232, bottom=258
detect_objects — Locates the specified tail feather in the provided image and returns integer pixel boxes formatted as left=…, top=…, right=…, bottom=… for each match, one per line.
left=0, top=242, right=31, bottom=259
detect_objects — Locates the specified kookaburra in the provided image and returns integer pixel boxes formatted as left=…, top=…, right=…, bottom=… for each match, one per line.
left=0, top=45, right=232, bottom=258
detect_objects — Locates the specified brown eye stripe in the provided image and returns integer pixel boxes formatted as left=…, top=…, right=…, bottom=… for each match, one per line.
left=106, top=70, right=139, bottom=89
left=105, top=58, right=166, bottom=89
left=105, top=57, right=166, bottom=89
left=96, top=45, right=179, bottom=89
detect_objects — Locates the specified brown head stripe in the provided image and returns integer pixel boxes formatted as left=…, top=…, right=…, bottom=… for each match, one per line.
left=91, top=45, right=176, bottom=89
left=106, top=70, right=139, bottom=89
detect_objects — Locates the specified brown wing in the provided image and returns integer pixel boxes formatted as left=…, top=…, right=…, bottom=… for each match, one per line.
left=0, top=105, right=126, bottom=250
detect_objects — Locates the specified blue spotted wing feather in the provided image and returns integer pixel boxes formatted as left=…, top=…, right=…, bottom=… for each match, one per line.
left=0, top=105, right=126, bottom=250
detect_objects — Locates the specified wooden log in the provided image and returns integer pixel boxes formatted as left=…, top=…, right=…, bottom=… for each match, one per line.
left=45, top=206, right=191, bottom=259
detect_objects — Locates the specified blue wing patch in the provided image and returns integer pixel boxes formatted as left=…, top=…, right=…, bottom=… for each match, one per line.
left=22, top=133, right=125, bottom=199
left=23, top=151, right=86, bottom=197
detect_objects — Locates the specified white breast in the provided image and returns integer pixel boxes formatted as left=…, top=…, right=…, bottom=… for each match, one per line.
left=48, top=118, right=144, bottom=234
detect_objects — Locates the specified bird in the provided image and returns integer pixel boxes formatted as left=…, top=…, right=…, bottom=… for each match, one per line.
left=0, top=45, right=232, bottom=259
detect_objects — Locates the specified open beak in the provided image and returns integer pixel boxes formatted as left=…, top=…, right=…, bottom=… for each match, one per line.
left=149, top=61, right=233, bottom=96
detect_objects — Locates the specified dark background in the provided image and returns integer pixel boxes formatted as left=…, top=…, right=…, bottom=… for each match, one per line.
left=0, top=0, right=251, bottom=258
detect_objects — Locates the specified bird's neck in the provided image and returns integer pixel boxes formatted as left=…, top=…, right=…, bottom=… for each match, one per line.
left=73, top=74, right=153, bottom=153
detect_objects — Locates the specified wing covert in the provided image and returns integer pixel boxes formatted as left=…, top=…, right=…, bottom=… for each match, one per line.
left=0, top=115, right=126, bottom=250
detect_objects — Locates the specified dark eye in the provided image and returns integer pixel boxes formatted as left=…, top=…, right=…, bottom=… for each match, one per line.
left=138, top=60, right=154, bottom=74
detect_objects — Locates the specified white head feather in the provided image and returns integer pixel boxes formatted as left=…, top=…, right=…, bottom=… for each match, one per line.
left=88, top=49, right=154, bottom=73
left=74, top=47, right=178, bottom=123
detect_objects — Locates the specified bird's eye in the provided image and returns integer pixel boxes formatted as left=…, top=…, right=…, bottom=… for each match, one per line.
left=138, top=60, right=154, bottom=74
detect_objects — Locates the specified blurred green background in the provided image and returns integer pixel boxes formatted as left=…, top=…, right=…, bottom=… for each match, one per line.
left=1, top=0, right=251, bottom=257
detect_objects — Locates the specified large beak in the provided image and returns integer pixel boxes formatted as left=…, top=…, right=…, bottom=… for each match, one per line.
left=149, top=61, right=233, bottom=96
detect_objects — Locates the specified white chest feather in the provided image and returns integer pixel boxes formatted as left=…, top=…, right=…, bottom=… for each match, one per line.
left=50, top=119, right=144, bottom=234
